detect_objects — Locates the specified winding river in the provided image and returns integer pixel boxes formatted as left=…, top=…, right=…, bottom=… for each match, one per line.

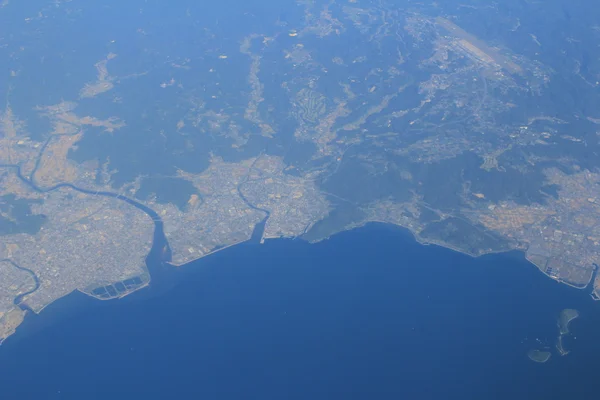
left=0, top=162, right=171, bottom=305
left=0, top=259, right=40, bottom=311
left=1, top=153, right=273, bottom=307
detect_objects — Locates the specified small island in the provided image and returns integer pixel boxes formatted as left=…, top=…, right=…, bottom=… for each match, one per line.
left=556, top=308, right=579, bottom=356
left=558, top=308, right=579, bottom=335
left=527, top=349, right=552, bottom=363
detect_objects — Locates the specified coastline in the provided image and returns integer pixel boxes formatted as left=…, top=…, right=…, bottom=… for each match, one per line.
left=308, top=218, right=600, bottom=300
left=3, top=218, right=600, bottom=399
left=4, top=213, right=600, bottom=345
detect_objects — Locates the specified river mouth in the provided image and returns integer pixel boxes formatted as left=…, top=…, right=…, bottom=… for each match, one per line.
left=0, top=162, right=171, bottom=307
left=2, top=222, right=600, bottom=399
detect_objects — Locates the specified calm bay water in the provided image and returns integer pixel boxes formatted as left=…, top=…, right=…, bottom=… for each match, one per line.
left=1, top=223, right=599, bottom=399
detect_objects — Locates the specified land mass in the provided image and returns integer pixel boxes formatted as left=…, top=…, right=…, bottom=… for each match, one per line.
left=2, top=0, right=600, bottom=342
left=556, top=308, right=579, bottom=356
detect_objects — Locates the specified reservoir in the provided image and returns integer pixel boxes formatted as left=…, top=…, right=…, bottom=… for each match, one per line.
left=1, top=223, right=600, bottom=399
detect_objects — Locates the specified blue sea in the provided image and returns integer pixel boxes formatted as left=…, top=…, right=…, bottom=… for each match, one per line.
left=1, top=223, right=600, bottom=399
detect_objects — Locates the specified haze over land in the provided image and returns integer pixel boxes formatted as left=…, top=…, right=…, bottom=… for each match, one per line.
left=2, top=0, right=600, bottom=341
